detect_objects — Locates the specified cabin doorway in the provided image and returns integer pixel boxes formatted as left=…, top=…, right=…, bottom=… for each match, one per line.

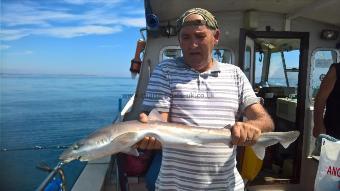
left=238, top=29, right=309, bottom=186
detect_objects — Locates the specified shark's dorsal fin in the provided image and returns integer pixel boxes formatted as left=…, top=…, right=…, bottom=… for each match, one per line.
left=148, top=108, right=163, bottom=122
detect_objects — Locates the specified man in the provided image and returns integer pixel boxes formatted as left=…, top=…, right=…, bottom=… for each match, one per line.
left=313, top=62, right=340, bottom=139
left=137, top=8, right=274, bottom=191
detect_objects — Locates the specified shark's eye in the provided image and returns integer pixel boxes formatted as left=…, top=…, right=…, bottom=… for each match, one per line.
left=73, top=144, right=79, bottom=150
left=73, top=143, right=83, bottom=150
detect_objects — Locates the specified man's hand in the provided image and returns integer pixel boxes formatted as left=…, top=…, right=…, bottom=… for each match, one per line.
left=231, top=122, right=261, bottom=146
left=134, top=113, right=162, bottom=150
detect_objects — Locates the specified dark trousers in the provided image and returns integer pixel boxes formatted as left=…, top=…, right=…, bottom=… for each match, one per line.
left=145, top=150, right=162, bottom=191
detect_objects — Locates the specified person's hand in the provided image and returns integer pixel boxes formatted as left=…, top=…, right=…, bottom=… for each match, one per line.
left=231, top=122, right=261, bottom=146
left=134, top=113, right=162, bottom=150
left=139, top=112, right=149, bottom=123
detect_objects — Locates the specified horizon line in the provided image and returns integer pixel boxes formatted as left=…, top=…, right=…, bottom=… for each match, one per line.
left=0, top=72, right=136, bottom=78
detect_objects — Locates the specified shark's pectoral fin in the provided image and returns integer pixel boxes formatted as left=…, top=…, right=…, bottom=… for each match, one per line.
left=251, top=139, right=278, bottom=160
left=122, top=148, right=139, bottom=156
left=114, top=132, right=140, bottom=145
left=113, top=132, right=143, bottom=153
left=113, top=132, right=145, bottom=156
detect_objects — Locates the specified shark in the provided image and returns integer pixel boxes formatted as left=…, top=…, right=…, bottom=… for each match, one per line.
left=60, top=109, right=300, bottom=163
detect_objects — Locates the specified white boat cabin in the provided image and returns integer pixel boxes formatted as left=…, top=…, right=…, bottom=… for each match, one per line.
left=39, top=1, right=340, bottom=191
left=125, top=0, right=340, bottom=190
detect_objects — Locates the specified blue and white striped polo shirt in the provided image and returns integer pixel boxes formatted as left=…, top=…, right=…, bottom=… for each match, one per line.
left=143, top=57, right=258, bottom=191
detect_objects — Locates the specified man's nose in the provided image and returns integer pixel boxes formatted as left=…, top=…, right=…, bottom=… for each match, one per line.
left=190, top=38, right=199, bottom=48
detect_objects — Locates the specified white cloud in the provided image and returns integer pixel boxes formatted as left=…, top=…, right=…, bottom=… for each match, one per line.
left=8, top=50, right=34, bottom=56
left=0, top=45, right=11, bottom=50
left=0, top=29, right=31, bottom=41
left=62, top=0, right=123, bottom=5
left=120, top=17, right=146, bottom=27
left=1, top=4, right=76, bottom=27
left=74, top=8, right=146, bottom=27
left=1, top=1, right=80, bottom=27
left=36, top=25, right=123, bottom=38
left=98, top=44, right=121, bottom=48
left=81, top=14, right=146, bottom=27
left=0, top=25, right=122, bottom=41
left=23, top=50, right=33, bottom=55
left=0, top=0, right=145, bottom=41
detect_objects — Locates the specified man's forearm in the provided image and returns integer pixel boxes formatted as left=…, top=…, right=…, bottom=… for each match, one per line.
left=246, top=114, right=274, bottom=133
left=244, top=103, right=274, bottom=133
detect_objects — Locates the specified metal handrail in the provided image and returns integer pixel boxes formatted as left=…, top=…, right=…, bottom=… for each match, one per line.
left=36, top=162, right=66, bottom=191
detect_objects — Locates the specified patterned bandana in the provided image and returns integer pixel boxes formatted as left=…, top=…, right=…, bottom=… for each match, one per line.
left=176, top=8, right=219, bottom=32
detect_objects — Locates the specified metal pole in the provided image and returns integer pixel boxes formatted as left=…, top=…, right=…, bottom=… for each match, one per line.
left=36, top=162, right=66, bottom=191
left=118, top=97, right=122, bottom=112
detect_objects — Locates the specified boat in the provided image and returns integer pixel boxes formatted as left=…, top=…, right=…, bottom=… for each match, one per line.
left=38, top=0, right=340, bottom=190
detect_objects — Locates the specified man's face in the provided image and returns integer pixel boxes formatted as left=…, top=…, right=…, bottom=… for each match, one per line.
left=178, top=14, right=219, bottom=72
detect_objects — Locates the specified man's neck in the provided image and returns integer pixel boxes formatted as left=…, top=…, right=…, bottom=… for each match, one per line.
left=195, top=58, right=214, bottom=73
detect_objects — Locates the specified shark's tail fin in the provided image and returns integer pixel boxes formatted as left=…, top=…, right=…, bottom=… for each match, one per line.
left=279, top=131, right=300, bottom=148
left=251, top=131, right=300, bottom=160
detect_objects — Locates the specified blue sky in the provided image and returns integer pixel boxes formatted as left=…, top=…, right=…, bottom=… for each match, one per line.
left=0, top=0, right=146, bottom=77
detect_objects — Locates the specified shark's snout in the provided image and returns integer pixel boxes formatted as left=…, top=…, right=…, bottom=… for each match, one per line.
left=59, top=144, right=83, bottom=163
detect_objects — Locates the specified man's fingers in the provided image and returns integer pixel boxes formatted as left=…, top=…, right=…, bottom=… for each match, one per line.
left=147, top=137, right=162, bottom=149
left=239, top=127, right=247, bottom=144
left=139, top=113, right=148, bottom=123
left=231, top=122, right=261, bottom=146
left=231, top=124, right=241, bottom=145
left=135, top=136, right=162, bottom=150
left=147, top=137, right=156, bottom=149
left=139, top=137, right=150, bottom=149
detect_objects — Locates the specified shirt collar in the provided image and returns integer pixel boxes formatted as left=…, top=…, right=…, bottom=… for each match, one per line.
left=176, top=57, right=221, bottom=74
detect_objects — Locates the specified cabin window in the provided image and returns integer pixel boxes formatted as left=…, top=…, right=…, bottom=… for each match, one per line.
left=255, top=49, right=299, bottom=88
left=160, top=47, right=233, bottom=64
left=255, top=52, right=263, bottom=85
left=269, top=50, right=299, bottom=87
left=213, top=49, right=233, bottom=64
left=162, top=48, right=182, bottom=61
left=310, top=49, right=339, bottom=100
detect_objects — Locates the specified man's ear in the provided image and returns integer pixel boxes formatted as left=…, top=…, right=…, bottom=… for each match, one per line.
left=213, top=29, right=220, bottom=45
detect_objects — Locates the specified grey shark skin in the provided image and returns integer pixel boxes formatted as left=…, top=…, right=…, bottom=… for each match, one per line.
left=59, top=109, right=300, bottom=163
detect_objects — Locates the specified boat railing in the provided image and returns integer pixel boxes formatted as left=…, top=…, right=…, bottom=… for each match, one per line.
left=114, top=94, right=135, bottom=123
left=36, top=94, right=136, bottom=191
left=112, top=93, right=135, bottom=191
left=36, top=162, right=66, bottom=191
left=71, top=94, right=136, bottom=191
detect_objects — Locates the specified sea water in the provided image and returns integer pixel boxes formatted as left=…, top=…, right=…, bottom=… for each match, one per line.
left=0, top=74, right=137, bottom=191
